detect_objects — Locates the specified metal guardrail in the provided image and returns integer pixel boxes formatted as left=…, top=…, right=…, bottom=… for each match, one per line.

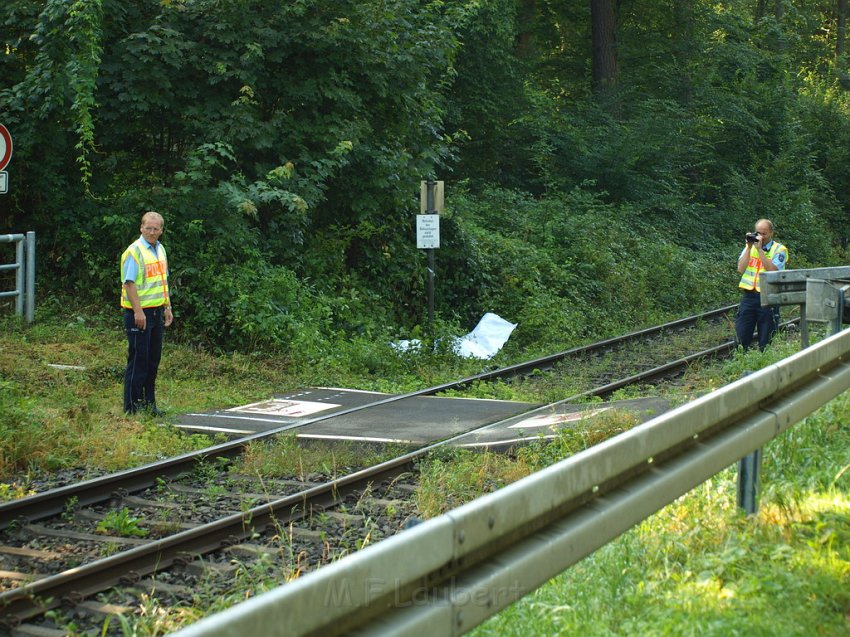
left=0, top=231, right=35, bottom=323
left=762, top=266, right=850, bottom=347
left=172, top=327, right=850, bottom=637
left=761, top=265, right=850, bottom=307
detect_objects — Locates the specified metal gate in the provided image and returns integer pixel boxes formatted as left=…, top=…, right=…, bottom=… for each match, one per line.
left=0, top=231, right=35, bottom=323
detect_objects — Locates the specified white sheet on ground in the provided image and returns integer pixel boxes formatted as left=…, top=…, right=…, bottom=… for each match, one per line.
left=453, top=312, right=517, bottom=359
left=391, top=313, right=517, bottom=360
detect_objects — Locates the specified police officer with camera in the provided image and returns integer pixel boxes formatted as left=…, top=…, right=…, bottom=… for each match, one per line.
left=735, top=218, right=788, bottom=351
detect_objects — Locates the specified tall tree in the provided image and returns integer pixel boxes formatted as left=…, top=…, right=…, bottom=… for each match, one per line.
left=590, top=0, right=619, bottom=95
left=516, top=0, right=537, bottom=59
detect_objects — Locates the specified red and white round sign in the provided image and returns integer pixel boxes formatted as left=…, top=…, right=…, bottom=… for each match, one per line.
left=0, top=124, right=13, bottom=172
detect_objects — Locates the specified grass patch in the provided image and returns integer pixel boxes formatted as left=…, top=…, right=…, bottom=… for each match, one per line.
left=233, top=435, right=405, bottom=480
left=0, top=312, right=318, bottom=480
left=0, top=376, right=220, bottom=479
left=417, top=447, right=536, bottom=518
left=417, top=408, right=640, bottom=518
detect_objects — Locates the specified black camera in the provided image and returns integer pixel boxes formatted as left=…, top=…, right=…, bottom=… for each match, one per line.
left=745, top=232, right=760, bottom=243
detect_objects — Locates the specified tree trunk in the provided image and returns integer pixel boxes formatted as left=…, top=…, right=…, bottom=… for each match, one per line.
left=673, top=0, right=694, bottom=103
left=591, top=0, right=619, bottom=95
left=516, top=0, right=537, bottom=59
left=774, top=0, right=786, bottom=51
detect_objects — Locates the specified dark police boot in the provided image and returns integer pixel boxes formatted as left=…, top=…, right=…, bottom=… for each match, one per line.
left=125, top=400, right=145, bottom=415
left=146, top=403, right=167, bottom=417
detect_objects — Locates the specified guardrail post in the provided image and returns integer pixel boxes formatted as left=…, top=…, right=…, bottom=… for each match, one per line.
left=736, top=369, right=760, bottom=514
left=737, top=448, right=761, bottom=514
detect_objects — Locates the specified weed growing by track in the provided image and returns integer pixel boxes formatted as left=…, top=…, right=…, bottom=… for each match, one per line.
left=416, top=447, right=535, bottom=518
left=96, top=507, right=149, bottom=538
left=233, top=436, right=405, bottom=479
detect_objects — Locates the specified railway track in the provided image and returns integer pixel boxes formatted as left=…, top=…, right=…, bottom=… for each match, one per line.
left=0, top=304, right=777, bottom=632
left=0, top=304, right=741, bottom=530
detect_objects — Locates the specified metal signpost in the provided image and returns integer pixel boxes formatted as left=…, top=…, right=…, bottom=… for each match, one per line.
left=418, top=180, right=443, bottom=325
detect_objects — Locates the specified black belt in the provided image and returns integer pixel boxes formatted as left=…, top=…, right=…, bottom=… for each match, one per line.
left=743, top=289, right=760, bottom=294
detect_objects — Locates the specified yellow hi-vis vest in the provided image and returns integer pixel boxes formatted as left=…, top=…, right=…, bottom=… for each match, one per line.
left=738, top=241, right=787, bottom=292
left=121, top=238, right=170, bottom=309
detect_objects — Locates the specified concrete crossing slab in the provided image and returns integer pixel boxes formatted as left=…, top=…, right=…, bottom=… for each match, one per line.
left=176, top=387, right=538, bottom=442
left=451, top=397, right=672, bottom=451
left=177, top=389, right=671, bottom=450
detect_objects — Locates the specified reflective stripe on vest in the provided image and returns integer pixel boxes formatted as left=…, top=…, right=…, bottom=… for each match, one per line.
left=121, top=239, right=169, bottom=308
left=738, top=241, right=786, bottom=292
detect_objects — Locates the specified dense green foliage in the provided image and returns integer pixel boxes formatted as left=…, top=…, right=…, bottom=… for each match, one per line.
left=1, top=1, right=849, bottom=352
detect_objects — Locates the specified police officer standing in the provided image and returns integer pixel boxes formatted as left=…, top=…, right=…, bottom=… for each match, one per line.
left=121, top=211, right=174, bottom=415
left=735, top=218, right=788, bottom=351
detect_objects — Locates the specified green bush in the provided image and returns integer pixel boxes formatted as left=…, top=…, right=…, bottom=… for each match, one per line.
left=443, top=185, right=739, bottom=350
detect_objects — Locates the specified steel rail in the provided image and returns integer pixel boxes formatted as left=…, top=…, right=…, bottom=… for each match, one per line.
left=0, top=304, right=737, bottom=531
left=508, top=313, right=796, bottom=412
left=460, top=317, right=798, bottom=444
left=0, top=453, right=417, bottom=625
left=468, top=303, right=737, bottom=379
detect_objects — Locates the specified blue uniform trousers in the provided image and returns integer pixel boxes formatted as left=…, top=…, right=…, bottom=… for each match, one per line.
left=735, top=290, right=779, bottom=351
left=123, top=306, right=165, bottom=413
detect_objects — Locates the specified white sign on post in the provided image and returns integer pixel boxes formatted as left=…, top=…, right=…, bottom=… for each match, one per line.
left=0, top=172, right=6, bottom=195
left=417, top=214, right=440, bottom=249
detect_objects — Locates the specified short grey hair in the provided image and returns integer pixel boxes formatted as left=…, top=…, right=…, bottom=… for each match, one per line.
left=141, top=211, right=164, bottom=227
